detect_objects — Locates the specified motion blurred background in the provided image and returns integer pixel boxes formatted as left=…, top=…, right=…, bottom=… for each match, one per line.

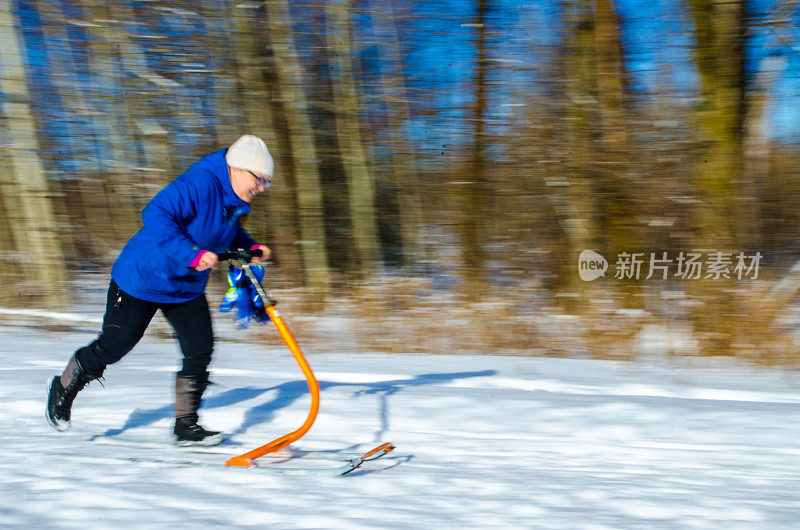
left=1, top=0, right=800, bottom=361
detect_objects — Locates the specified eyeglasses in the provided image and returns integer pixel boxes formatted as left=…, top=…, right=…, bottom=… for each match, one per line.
left=248, top=170, right=271, bottom=189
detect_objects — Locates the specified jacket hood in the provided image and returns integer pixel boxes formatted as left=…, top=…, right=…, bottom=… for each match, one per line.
left=197, top=148, right=251, bottom=213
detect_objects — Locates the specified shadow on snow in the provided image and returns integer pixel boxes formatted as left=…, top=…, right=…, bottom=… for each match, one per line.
left=91, top=370, right=497, bottom=447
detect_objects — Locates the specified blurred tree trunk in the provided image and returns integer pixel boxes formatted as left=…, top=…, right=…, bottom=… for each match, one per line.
left=79, top=0, right=143, bottom=243
left=82, top=0, right=148, bottom=234
left=197, top=1, right=242, bottom=144
left=687, top=0, right=746, bottom=247
left=0, top=0, right=67, bottom=307
left=687, top=0, right=748, bottom=354
left=264, top=0, right=332, bottom=298
left=367, top=0, right=426, bottom=267
left=107, top=1, right=176, bottom=189
left=593, top=0, right=637, bottom=258
left=31, top=1, right=78, bottom=262
left=229, top=3, right=304, bottom=287
left=324, top=0, right=381, bottom=272
left=460, top=0, right=490, bottom=295
left=0, top=165, right=16, bottom=302
left=742, top=56, right=782, bottom=252
left=38, top=1, right=121, bottom=254
left=547, top=1, right=599, bottom=308
left=547, top=0, right=636, bottom=313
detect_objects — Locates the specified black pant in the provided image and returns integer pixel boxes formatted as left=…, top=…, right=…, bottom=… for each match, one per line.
left=75, top=280, right=214, bottom=378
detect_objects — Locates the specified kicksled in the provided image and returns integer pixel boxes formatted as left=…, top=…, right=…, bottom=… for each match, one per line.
left=143, top=248, right=394, bottom=475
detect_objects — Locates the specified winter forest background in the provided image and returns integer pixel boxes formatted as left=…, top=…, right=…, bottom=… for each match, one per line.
left=2, top=0, right=800, bottom=362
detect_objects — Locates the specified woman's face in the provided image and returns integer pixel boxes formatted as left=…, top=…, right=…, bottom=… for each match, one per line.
left=230, top=167, right=270, bottom=203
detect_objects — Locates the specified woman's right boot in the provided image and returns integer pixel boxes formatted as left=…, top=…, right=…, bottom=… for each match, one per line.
left=46, top=355, right=99, bottom=431
left=174, top=374, right=224, bottom=446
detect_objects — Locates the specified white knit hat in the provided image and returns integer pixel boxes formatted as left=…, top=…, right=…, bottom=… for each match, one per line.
left=225, top=135, right=274, bottom=177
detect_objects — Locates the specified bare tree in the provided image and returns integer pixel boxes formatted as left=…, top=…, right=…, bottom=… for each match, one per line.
left=264, top=0, right=332, bottom=298
left=685, top=0, right=747, bottom=354
left=687, top=0, right=746, bottom=247
left=325, top=0, right=382, bottom=272
left=106, top=1, right=179, bottom=186
left=78, top=0, right=147, bottom=241
left=460, top=0, right=490, bottom=294
left=38, top=0, right=122, bottom=251
left=545, top=1, right=599, bottom=305
left=228, top=2, right=304, bottom=286
left=365, top=0, right=427, bottom=267
left=0, top=0, right=67, bottom=306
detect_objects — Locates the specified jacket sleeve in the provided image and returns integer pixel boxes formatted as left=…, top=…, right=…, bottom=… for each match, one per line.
left=141, top=178, right=202, bottom=268
left=230, top=224, right=257, bottom=251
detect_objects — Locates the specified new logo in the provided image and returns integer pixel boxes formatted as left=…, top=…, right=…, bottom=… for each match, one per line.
left=578, top=250, right=608, bottom=282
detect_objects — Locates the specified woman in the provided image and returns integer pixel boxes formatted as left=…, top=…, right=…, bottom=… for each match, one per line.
left=46, top=134, right=273, bottom=446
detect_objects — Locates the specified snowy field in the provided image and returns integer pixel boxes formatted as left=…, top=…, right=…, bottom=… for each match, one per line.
left=1, top=318, right=800, bottom=529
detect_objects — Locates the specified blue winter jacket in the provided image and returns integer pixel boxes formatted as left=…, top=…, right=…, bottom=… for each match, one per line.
left=111, top=148, right=257, bottom=303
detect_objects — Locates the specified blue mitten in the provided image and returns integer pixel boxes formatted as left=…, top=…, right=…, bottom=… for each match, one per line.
left=220, top=265, right=269, bottom=329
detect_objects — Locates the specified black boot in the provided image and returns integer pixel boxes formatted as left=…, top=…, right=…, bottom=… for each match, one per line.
left=46, top=355, right=99, bottom=431
left=174, top=374, right=224, bottom=446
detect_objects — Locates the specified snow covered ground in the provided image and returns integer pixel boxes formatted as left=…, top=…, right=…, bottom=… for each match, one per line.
left=2, top=318, right=800, bottom=529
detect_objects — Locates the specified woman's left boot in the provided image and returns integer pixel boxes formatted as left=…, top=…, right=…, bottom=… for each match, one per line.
left=46, top=355, right=100, bottom=431
left=174, top=374, right=224, bottom=446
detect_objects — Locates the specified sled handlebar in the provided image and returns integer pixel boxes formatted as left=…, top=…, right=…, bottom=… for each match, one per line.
left=218, top=248, right=276, bottom=305
left=217, top=248, right=263, bottom=262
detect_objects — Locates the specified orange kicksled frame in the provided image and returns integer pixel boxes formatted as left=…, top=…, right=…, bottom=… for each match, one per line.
left=219, top=251, right=392, bottom=468
left=225, top=303, right=319, bottom=467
